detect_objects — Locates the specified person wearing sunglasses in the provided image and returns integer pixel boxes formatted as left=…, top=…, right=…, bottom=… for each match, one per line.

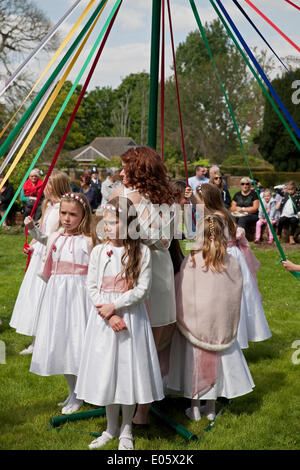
left=231, top=177, right=259, bottom=230
left=209, top=170, right=231, bottom=209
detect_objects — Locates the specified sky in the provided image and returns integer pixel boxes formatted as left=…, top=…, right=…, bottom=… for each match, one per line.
left=3, top=0, right=300, bottom=91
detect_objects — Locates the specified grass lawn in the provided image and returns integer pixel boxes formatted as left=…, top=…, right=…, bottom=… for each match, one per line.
left=0, top=230, right=300, bottom=450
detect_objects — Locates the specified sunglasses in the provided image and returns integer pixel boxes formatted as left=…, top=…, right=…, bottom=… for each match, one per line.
left=214, top=176, right=222, bottom=180
left=241, top=183, right=250, bottom=186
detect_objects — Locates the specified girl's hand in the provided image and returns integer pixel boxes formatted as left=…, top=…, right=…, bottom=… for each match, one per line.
left=282, top=260, right=300, bottom=272
left=24, top=216, right=35, bottom=230
left=109, top=315, right=127, bottom=332
left=23, top=245, right=34, bottom=255
left=184, top=186, right=193, bottom=200
left=96, top=303, right=115, bottom=319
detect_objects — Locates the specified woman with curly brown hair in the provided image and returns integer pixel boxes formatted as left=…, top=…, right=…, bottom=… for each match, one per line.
left=110, top=146, right=177, bottom=425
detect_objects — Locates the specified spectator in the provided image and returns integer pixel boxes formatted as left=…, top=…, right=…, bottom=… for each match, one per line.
left=188, top=165, right=209, bottom=194
left=100, top=167, right=121, bottom=206
left=79, top=173, right=98, bottom=212
left=22, top=169, right=44, bottom=222
left=276, top=181, right=300, bottom=245
left=254, top=188, right=279, bottom=245
left=231, top=177, right=259, bottom=230
left=0, top=174, right=15, bottom=226
left=91, top=167, right=102, bottom=207
left=209, top=170, right=231, bottom=209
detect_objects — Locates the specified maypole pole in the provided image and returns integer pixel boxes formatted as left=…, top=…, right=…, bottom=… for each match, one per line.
left=147, top=0, right=161, bottom=150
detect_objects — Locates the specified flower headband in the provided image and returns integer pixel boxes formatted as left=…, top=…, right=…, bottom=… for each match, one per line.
left=61, top=193, right=87, bottom=208
left=100, top=204, right=123, bottom=213
left=196, top=184, right=202, bottom=194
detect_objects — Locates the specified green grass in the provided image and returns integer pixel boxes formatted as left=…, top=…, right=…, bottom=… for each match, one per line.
left=1, top=232, right=300, bottom=450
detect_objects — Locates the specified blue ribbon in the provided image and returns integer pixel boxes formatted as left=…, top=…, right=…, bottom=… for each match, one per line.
left=232, top=0, right=296, bottom=81
left=216, top=0, right=300, bottom=141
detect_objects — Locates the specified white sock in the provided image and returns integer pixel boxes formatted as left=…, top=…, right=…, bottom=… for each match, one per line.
left=106, top=404, right=121, bottom=438
left=119, top=404, right=135, bottom=449
left=205, top=400, right=216, bottom=420
left=61, top=375, right=82, bottom=414
left=185, top=399, right=201, bottom=421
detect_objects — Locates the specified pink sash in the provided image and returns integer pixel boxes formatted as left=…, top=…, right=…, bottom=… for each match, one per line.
left=51, top=261, right=88, bottom=276
left=100, top=275, right=127, bottom=293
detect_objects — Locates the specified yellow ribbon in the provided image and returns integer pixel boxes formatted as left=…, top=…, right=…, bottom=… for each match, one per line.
left=0, top=0, right=99, bottom=140
left=0, top=3, right=107, bottom=190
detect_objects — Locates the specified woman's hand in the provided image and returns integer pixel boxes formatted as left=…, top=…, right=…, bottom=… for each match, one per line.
left=96, top=303, right=115, bottom=319
left=24, top=216, right=35, bottom=229
left=184, top=186, right=193, bottom=200
left=109, top=314, right=127, bottom=332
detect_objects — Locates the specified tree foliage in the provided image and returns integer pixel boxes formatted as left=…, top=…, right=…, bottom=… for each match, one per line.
left=256, top=68, right=300, bottom=171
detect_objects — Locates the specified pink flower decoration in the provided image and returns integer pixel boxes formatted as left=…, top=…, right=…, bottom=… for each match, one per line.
left=52, top=245, right=57, bottom=252
left=107, top=249, right=113, bottom=257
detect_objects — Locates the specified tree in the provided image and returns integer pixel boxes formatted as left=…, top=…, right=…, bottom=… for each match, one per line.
left=256, top=68, right=300, bottom=171
left=163, top=19, right=256, bottom=164
left=81, top=86, right=115, bottom=142
left=0, top=0, right=58, bottom=109
left=111, top=73, right=150, bottom=144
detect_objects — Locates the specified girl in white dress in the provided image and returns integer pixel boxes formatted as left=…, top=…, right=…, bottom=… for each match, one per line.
left=166, top=214, right=254, bottom=422
left=186, top=183, right=271, bottom=349
left=30, top=192, right=97, bottom=415
left=10, top=171, right=71, bottom=355
left=109, top=146, right=176, bottom=425
left=75, top=197, right=164, bottom=450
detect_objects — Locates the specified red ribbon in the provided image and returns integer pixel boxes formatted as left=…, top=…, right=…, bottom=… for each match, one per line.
left=244, top=0, right=300, bottom=53
left=285, top=0, right=300, bottom=11
left=23, top=1, right=123, bottom=271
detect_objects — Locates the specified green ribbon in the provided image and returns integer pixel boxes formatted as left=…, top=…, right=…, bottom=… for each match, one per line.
left=0, top=0, right=107, bottom=160
left=189, top=0, right=300, bottom=281
left=0, top=0, right=122, bottom=227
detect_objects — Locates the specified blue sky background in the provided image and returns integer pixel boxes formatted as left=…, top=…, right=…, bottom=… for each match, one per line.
left=6, top=0, right=300, bottom=90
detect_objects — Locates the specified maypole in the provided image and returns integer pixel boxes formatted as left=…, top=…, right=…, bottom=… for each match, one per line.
left=148, top=0, right=162, bottom=150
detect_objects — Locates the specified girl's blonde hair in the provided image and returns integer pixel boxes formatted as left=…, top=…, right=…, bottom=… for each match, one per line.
left=59, top=192, right=97, bottom=246
left=103, top=196, right=142, bottom=290
left=196, top=183, right=236, bottom=239
left=191, top=214, right=227, bottom=272
left=40, top=170, right=71, bottom=225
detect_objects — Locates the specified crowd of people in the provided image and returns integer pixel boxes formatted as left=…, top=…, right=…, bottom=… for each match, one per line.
left=5, top=151, right=300, bottom=451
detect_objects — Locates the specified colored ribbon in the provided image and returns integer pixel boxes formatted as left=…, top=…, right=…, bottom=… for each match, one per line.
left=232, top=0, right=296, bottom=80
left=190, top=0, right=300, bottom=281
left=0, top=0, right=122, bottom=227
left=0, top=0, right=99, bottom=140
left=160, top=0, right=165, bottom=160
left=243, top=0, right=300, bottom=53
left=0, top=0, right=83, bottom=98
left=285, top=0, right=300, bottom=11
left=166, top=0, right=189, bottom=185
left=215, top=0, right=300, bottom=142
left=0, top=1, right=107, bottom=189
left=208, top=0, right=300, bottom=155
left=0, top=0, right=110, bottom=166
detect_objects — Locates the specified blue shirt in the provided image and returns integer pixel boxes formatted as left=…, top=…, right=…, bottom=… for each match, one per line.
left=188, top=175, right=210, bottom=194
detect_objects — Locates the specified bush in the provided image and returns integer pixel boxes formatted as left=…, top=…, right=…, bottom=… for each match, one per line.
left=252, top=172, right=300, bottom=188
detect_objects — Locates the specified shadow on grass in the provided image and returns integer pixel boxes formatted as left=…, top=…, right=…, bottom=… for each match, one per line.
left=243, top=332, right=288, bottom=365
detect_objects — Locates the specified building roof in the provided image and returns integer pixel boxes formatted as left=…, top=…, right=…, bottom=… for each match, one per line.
left=66, top=137, right=137, bottom=162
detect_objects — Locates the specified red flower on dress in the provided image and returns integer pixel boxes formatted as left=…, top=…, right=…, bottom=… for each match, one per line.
left=107, top=249, right=113, bottom=257
left=52, top=245, right=57, bottom=252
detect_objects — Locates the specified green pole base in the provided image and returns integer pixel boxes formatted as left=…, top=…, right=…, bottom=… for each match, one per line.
left=49, top=407, right=106, bottom=429
left=150, top=404, right=198, bottom=442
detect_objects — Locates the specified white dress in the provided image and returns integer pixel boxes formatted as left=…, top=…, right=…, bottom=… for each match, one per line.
left=225, top=227, right=271, bottom=349
left=166, top=328, right=254, bottom=400
left=30, top=234, right=92, bottom=376
left=75, top=243, right=165, bottom=406
left=10, top=202, right=60, bottom=336
left=123, top=187, right=176, bottom=328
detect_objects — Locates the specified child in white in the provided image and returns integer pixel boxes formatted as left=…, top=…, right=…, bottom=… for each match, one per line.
left=166, top=215, right=254, bottom=421
left=30, top=192, right=97, bottom=415
left=10, top=171, right=71, bottom=355
left=255, top=189, right=279, bottom=244
left=75, top=197, right=164, bottom=451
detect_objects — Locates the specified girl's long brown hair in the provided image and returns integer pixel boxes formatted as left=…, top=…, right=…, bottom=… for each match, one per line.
left=59, top=192, right=97, bottom=246
left=196, top=183, right=236, bottom=239
left=121, top=146, right=174, bottom=205
left=190, top=214, right=227, bottom=272
left=104, top=196, right=143, bottom=289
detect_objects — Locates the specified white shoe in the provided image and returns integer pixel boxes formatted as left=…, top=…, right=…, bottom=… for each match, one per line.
left=89, top=431, right=114, bottom=449
left=58, top=394, right=71, bottom=407
left=61, top=399, right=83, bottom=415
left=118, top=435, right=134, bottom=450
left=200, top=404, right=216, bottom=421
left=185, top=407, right=201, bottom=421
left=19, top=344, right=34, bottom=355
